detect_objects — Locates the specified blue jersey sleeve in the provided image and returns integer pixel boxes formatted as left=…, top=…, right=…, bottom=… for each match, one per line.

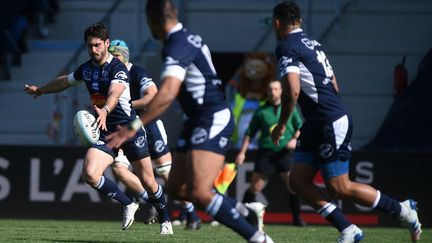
left=276, top=41, right=301, bottom=77
left=130, top=65, right=155, bottom=99
left=160, top=39, right=196, bottom=81
left=67, top=64, right=85, bottom=86
left=109, top=61, right=129, bottom=84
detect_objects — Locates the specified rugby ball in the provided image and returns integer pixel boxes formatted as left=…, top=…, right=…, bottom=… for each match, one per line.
left=73, top=110, right=100, bottom=145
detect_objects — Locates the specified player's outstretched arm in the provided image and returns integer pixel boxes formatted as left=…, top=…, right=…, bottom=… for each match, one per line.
left=24, top=75, right=71, bottom=99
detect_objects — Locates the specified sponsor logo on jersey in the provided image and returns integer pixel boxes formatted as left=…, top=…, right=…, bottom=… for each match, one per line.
left=191, top=128, right=208, bottom=144
left=96, top=140, right=105, bottom=145
left=91, top=81, right=99, bottom=91
left=114, top=71, right=128, bottom=80
left=93, top=71, right=99, bottom=80
left=301, top=38, right=321, bottom=50
left=135, top=136, right=147, bottom=148
left=319, top=143, right=334, bottom=158
left=187, top=34, right=203, bottom=48
left=83, top=68, right=92, bottom=81
left=279, top=56, right=293, bottom=69
left=164, top=56, right=179, bottom=65
left=154, top=140, right=165, bottom=153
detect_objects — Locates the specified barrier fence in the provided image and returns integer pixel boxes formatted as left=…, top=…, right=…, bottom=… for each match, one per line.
left=0, top=145, right=430, bottom=227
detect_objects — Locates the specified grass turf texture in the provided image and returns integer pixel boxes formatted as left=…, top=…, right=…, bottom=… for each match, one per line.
left=0, top=219, right=430, bottom=242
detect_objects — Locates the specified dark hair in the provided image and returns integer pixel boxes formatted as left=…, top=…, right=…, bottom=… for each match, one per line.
left=146, top=0, right=176, bottom=24
left=84, top=22, right=109, bottom=42
left=273, top=1, right=301, bottom=25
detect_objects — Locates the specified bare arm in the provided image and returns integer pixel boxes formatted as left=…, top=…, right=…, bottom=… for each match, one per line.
left=139, top=76, right=181, bottom=125
left=131, top=85, right=158, bottom=110
left=332, top=74, right=339, bottom=93
left=95, top=82, right=126, bottom=131
left=24, top=75, right=71, bottom=98
left=271, top=72, right=300, bottom=145
left=279, top=72, right=301, bottom=126
left=235, top=135, right=251, bottom=165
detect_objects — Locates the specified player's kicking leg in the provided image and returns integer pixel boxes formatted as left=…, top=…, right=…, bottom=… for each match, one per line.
left=399, top=199, right=422, bottom=241
left=83, top=148, right=139, bottom=230
left=112, top=152, right=147, bottom=230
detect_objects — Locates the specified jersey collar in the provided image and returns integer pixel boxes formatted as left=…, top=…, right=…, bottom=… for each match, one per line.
left=127, top=62, right=133, bottom=71
left=106, top=53, right=114, bottom=63
left=166, top=22, right=183, bottom=39
left=289, top=28, right=303, bottom=34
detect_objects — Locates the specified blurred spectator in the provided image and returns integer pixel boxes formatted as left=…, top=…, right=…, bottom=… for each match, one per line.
left=0, top=0, right=59, bottom=80
left=0, top=0, right=28, bottom=80
left=24, top=0, right=52, bottom=38
left=47, top=0, right=60, bottom=23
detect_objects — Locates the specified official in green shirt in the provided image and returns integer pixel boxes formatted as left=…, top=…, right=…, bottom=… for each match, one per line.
left=235, top=80, right=306, bottom=226
left=246, top=97, right=302, bottom=153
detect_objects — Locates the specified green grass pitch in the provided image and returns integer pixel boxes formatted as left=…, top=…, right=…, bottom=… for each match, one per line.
left=0, top=219, right=429, bottom=242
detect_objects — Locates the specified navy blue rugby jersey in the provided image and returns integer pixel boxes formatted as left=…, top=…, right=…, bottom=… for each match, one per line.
left=127, top=63, right=155, bottom=101
left=276, top=29, right=348, bottom=123
left=160, top=23, right=228, bottom=118
left=67, top=53, right=136, bottom=128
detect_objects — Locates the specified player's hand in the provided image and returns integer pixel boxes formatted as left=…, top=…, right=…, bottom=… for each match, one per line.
left=106, top=125, right=137, bottom=149
left=24, top=84, right=42, bottom=99
left=235, top=152, right=246, bottom=166
left=94, top=105, right=108, bottom=131
left=286, top=138, right=297, bottom=150
left=271, top=124, right=286, bottom=145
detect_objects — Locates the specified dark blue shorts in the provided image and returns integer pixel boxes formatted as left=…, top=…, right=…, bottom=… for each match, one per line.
left=145, top=119, right=170, bottom=159
left=176, top=108, right=234, bottom=155
left=255, top=148, right=293, bottom=175
left=93, top=127, right=149, bottom=162
left=294, top=114, right=353, bottom=179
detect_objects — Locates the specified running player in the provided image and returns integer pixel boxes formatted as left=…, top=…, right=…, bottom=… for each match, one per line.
left=107, top=1, right=273, bottom=242
left=108, top=39, right=201, bottom=229
left=24, top=23, right=173, bottom=235
left=270, top=2, right=422, bottom=242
